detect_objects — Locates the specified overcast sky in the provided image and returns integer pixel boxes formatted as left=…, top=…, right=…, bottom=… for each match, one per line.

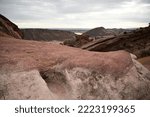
left=0, top=0, right=150, bottom=28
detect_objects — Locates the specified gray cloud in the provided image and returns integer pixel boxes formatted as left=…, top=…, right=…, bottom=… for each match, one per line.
left=49, top=0, right=131, bottom=14
left=140, top=0, right=150, bottom=4
left=0, top=0, right=149, bottom=28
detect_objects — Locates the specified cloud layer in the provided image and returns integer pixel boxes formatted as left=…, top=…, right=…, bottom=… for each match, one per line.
left=0, top=0, right=150, bottom=28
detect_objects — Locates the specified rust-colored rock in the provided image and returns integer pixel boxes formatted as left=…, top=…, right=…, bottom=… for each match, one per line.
left=0, top=14, right=23, bottom=39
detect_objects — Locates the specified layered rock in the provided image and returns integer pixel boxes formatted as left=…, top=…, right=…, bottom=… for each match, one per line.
left=81, top=26, right=150, bottom=58
left=0, top=14, right=23, bottom=39
left=64, top=27, right=131, bottom=48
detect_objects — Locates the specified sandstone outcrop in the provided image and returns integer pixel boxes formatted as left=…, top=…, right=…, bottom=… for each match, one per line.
left=0, top=14, right=23, bottom=39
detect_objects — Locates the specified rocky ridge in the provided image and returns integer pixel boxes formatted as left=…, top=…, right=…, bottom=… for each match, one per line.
left=83, top=27, right=131, bottom=37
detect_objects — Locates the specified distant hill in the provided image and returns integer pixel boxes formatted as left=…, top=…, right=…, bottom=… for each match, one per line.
left=83, top=27, right=131, bottom=37
left=81, top=26, right=150, bottom=58
left=50, top=28, right=89, bottom=34
left=21, top=29, right=76, bottom=41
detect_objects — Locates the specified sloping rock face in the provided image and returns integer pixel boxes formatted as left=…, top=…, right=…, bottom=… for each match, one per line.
left=0, top=14, right=23, bottom=39
left=0, top=37, right=150, bottom=99
left=21, top=29, right=76, bottom=41
left=83, top=27, right=130, bottom=37
left=82, top=26, right=150, bottom=58
left=64, top=27, right=131, bottom=48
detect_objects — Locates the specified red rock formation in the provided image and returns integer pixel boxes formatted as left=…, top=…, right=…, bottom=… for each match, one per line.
left=0, top=14, right=23, bottom=39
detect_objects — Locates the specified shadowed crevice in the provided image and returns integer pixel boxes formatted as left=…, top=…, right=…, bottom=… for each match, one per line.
left=39, top=69, right=71, bottom=99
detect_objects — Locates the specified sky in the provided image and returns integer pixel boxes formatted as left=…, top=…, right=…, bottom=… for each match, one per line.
left=0, top=0, right=150, bottom=28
